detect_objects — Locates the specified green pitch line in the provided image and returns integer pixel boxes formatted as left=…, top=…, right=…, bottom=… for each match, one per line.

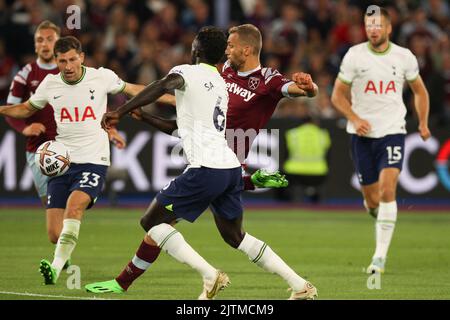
left=0, top=209, right=449, bottom=300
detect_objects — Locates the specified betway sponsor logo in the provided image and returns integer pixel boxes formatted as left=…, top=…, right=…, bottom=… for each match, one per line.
left=226, top=83, right=256, bottom=102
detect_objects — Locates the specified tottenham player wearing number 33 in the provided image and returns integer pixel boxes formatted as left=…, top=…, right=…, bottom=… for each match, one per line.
left=331, top=6, right=431, bottom=274
left=0, top=36, right=173, bottom=285
left=85, top=26, right=317, bottom=300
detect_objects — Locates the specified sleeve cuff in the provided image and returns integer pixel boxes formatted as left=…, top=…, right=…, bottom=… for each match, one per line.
left=28, top=100, right=43, bottom=110
left=111, top=81, right=126, bottom=94
left=7, top=95, right=22, bottom=105
left=281, top=81, right=295, bottom=98
left=406, top=73, right=419, bottom=83
left=337, top=75, right=352, bottom=85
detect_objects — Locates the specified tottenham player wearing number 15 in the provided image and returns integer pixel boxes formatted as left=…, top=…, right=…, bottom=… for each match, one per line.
left=0, top=36, right=155, bottom=285
left=331, top=6, right=431, bottom=274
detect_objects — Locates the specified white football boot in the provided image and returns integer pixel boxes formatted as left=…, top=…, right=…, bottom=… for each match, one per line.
left=198, top=270, right=230, bottom=300
left=366, top=257, right=386, bottom=274
left=288, top=282, right=318, bottom=300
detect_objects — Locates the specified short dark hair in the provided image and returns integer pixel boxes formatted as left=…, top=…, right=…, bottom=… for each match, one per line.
left=365, top=6, right=391, bottom=22
left=196, top=26, right=227, bottom=65
left=54, top=36, right=82, bottom=57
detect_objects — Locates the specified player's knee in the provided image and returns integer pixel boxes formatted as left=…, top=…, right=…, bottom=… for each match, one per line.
left=222, top=231, right=245, bottom=249
left=140, top=215, right=153, bottom=232
left=65, top=206, right=84, bottom=220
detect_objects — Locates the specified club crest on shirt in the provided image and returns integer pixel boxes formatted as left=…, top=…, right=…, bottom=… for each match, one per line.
left=248, top=77, right=260, bottom=90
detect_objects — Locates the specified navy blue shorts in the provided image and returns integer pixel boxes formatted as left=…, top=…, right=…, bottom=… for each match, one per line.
left=47, top=163, right=108, bottom=209
left=350, top=134, right=405, bottom=185
left=156, top=166, right=244, bottom=223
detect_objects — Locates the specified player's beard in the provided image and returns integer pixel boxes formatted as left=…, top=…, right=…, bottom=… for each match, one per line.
left=39, top=51, right=54, bottom=64
left=370, top=33, right=388, bottom=50
left=229, top=57, right=245, bottom=72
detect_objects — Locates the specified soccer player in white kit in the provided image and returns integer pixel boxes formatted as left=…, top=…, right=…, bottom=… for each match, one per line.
left=331, top=6, right=431, bottom=274
left=86, top=26, right=317, bottom=300
left=0, top=36, right=168, bottom=285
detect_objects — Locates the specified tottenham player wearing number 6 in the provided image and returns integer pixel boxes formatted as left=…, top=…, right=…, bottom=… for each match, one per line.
left=85, top=26, right=317, bottom=300
left=331, top=6, right=431, bottom=274
left=0, top=36, right=172, bottom=285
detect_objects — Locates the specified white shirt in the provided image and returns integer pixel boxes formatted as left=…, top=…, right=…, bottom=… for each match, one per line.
left=29, top=66, right=125, bottom=165
left=338, top=41, right=420, bottom=138
left=169, top=63, right=240, bottom=169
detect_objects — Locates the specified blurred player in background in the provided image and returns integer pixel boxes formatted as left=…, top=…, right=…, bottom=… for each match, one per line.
left=85, top=26, right=317, bottom=300
left=331, top=6, right=431, bottom=274
left=0, top=36, right=157, bottom=285
left=6, top=20, right=60, bottom=241
left=5, top=21, right=126, bottom=252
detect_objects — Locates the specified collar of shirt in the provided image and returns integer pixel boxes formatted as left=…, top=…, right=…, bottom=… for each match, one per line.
left=36, top=59, right=57, bottom=70
left=199, top=63, right=219, bottom=73
left=237, top=65, right=261, bottom=77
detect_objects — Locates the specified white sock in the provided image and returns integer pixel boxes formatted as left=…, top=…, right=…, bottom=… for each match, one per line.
left=149, top=223, right=217, bottom=281
left=373, top=201, right=397, bottom=259
left=52, top=219, right=80, bottom=276
left=364, top=200, right=379, bottom=217
left=237, top=233, right=306, bottom=291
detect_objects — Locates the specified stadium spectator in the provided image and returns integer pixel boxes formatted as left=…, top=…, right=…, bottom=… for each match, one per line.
left=266, top=1, right=307, bottom=71
left=0, top=39, right=17, bottom=104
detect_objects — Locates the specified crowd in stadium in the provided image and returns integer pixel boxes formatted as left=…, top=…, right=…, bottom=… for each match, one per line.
left=0, top=0, right=449, bottom=125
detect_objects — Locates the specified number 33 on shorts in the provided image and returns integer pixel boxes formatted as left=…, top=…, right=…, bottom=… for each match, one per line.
left=79, top=172, right=101, bottom=188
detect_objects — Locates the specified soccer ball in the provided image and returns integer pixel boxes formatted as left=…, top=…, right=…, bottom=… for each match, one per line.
left=35, top=140, right=71, bottom=177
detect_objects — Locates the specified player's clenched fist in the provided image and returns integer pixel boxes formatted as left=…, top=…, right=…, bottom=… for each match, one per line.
left=101, top=110, right=121, bottom=130
left=292, top=72, right=314, bottom=92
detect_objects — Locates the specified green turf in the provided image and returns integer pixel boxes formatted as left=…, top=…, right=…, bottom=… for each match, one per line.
left=0, top=208, right=449, bottom=300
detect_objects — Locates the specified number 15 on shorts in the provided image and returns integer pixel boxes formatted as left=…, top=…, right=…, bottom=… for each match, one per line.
left=386, top=146, right=402, bottom=165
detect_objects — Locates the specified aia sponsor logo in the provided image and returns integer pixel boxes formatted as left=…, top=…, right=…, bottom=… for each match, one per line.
left=60, top=106, right=97, bottom=122
left=364, top=80, right=396, bottom=94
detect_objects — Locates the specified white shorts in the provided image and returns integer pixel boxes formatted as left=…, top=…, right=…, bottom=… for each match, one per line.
left=26, top=151, right=48, bottom=198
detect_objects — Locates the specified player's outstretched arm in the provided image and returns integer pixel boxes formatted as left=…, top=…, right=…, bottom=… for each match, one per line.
left=407, top=75, right=431, bottom=141
left=101, top=73, right=184, bottom=130
left=331, top=78, right=371, bottom=136
left=288, top=72, right=318, bottom=97
left=130, top=108, right=178, bottom=135
left=0, top=101, right=37, bottom=119
left=122, top=83, right=176, bottom=106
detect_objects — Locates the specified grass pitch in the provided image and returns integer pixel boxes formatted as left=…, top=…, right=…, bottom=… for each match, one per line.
left=0, top=208, right=449, bottom=300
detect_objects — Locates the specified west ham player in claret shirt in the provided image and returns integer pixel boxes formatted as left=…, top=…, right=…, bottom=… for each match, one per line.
left=223, top=24, right=318, bottom=190
left=6, top=21, right=60, bottom=209
left=128, top=24, right=319, bottom=190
